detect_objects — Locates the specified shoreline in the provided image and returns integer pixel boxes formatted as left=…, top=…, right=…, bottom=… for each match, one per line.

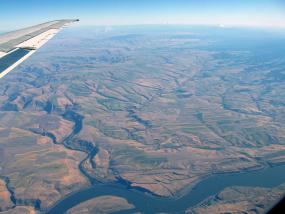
left=42, top=106, right=285, bottom=214
left=44, top=162, right=285, bottom=214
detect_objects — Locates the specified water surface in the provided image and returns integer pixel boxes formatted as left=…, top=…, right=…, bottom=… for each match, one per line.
left=47, top=164, right=285, bottom=214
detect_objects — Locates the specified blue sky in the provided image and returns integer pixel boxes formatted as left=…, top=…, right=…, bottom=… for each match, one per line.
left=1, top=0, right=285, bottom=31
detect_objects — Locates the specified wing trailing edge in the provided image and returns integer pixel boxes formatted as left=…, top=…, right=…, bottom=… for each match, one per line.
left=0, top=19, right=79, bottom=79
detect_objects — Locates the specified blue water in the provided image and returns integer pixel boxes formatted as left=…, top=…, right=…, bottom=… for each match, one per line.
left=46, top=164, right=285, bottom=214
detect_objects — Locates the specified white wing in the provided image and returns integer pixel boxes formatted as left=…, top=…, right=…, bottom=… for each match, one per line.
left=0, top=19, right=79, bottom=78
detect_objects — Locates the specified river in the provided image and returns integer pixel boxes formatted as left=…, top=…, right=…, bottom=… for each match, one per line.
left=45, top=110, right=285, bottom=214
left=46, top=164, right=285, bottom=214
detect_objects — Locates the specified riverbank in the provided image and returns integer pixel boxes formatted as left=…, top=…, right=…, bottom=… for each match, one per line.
left=46, top=164, right=285, bottom=214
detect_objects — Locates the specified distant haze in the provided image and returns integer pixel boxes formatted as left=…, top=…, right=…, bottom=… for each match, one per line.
left=0, top=0, right=285, bottom=31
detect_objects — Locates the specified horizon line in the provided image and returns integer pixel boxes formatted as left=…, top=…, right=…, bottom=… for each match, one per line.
left=1, top=22, right=285, bottom=33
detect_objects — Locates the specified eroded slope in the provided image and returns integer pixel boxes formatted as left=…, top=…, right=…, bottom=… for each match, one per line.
left=0, top=27, right=285, bottom=211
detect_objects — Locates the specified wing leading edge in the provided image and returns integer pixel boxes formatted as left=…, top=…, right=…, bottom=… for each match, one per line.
left=0, top=19, right=79, bottom=79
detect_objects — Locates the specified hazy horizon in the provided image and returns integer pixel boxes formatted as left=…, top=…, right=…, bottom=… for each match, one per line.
left=1, top=0, right=285, bottom=31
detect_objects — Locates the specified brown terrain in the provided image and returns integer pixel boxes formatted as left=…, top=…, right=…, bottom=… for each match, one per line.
left=66, top=196, right=134, bottom=214
left=0, top=26, right=284, bottom=213
left=189, top=184, right=285, bottom=214
left=0, top=206, right=36, bottom=214
left=0, top=179, right=13, bottom=211
left=0, top=112, right=88, bottom=211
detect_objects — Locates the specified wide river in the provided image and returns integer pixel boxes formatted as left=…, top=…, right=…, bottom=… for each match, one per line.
left=46, top=164, right=285, bottom=214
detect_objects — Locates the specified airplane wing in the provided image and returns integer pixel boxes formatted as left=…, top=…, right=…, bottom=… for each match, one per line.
left=0, top=19, right=79, bottom=78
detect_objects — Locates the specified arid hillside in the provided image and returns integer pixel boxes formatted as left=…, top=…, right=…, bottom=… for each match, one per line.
left=0, top=26, right=285, bottom=213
